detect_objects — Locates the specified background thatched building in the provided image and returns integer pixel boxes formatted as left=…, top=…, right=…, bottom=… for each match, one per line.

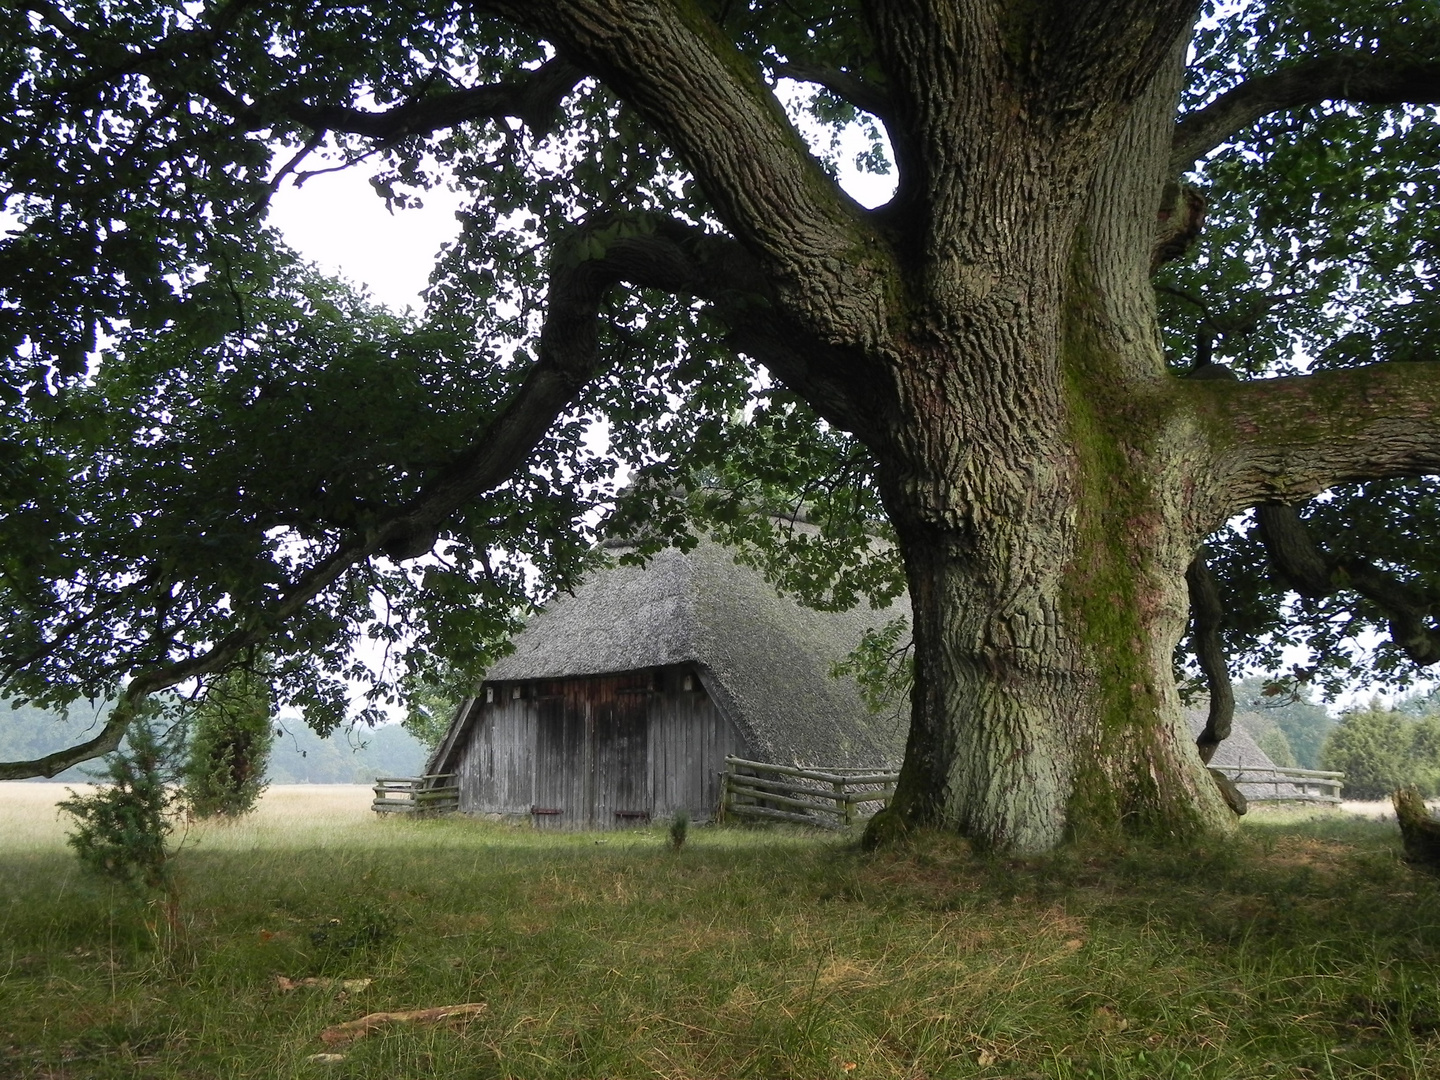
left=427, top=538, right=907, bottom=828
left=1187, top=712, right=1310, bottom=801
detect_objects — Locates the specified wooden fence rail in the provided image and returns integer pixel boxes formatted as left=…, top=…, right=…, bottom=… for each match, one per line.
left=720, top=757, right=899, bottom=829
left=1224, top=765, right=1344, bottom=804
left=372, top=774, right=460, bottom=815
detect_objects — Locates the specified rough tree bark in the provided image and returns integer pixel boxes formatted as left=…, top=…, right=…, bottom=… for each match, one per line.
left=855, top=11, right=1236, bottom=850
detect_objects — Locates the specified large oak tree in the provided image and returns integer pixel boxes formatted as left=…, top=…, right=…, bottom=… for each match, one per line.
left=4, top=0, right=1440, bottom=851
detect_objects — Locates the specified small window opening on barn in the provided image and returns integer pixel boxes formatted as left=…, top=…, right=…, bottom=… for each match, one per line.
left=511, top=684, right=523, bottom=700
left=485, top=686, right=494, bottom=703
left=682, top=673, right=694, bottom=691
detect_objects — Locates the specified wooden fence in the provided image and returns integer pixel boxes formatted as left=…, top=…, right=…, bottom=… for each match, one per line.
left=1225, top=765, right=1343, bottom=804
left=719, top=757, right=899, bottom=828
left=372, top=774, right=460, bottom=815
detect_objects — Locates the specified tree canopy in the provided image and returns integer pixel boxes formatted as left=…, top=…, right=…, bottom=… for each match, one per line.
left=5, top=0, right=1440, bottom=849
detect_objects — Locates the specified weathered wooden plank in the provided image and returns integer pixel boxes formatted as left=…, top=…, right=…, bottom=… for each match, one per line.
left=841, top=786, right=896, bottom=804
left=723, top=769, right=896, bottom=802
left=724, top=756, right=899, bottom=786
left=725, top=804, right=845, bottom=829
left=725, top=783, right=846, bottom=816
left=721, top=772, right=835, bottom=799
left=375, top=774, right=456, bottom=784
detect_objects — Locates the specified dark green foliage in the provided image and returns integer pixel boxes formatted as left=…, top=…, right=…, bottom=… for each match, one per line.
left=832, top=616, right=913, bottom=719
left=1321, top=703, right=1440, bottom=799
left=182, top=669, right=273, bottom=819
left=57, top=705, right=183, bottom=892
left=669, top=808, right=689, bottom=851
left=1168, top=2, right=1440, bottom=700
left=398, top=661, right=471, bottom=753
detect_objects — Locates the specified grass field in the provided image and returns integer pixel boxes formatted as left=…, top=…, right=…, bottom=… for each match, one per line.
left=3, top=784, right=1440, bottom=1079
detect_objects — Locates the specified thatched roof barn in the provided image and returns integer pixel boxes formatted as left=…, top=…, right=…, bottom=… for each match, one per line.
left=428, top=537, right=907, bottom=828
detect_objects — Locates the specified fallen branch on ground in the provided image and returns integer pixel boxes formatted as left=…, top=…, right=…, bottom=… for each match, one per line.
left=318, top=1002, right=488, bottom=1046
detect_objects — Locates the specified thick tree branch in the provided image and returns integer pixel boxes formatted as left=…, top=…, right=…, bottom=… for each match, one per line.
left=0, top=686, right=145, bottom=781
left=242, top=58, right=585, bottom=143
left=378, top=216, right=744, bottom=554
left=721, top=315, right=893, bottom=448
left=37, top=6, right=584, bottom=149
left=1172, top=52, right=1440, bottom=173
left=769, top=61, right=894, bottom=125
left=1193, top=361, right=1440, bottom=520
left=485, top=0, right=898, bottom=362
left=1186, top=548, right=1233, bottom=764
left=1256, top=503, right=1440, bottom=667
left=0, top=215, right=733, bottom=780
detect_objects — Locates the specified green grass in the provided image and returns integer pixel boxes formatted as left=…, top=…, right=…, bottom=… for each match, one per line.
left=3, top=786, right=1440, bottom=1078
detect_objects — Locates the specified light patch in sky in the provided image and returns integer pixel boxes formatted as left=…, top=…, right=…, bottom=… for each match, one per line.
left=266, top=171, right=468, bottom=313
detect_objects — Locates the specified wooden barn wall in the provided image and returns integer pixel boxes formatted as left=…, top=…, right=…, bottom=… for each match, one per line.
left=648, top=669, right=746, bottom=821
left=456, top=695, right=535, bottom=815
left=457, top=666, right=748, bottom=828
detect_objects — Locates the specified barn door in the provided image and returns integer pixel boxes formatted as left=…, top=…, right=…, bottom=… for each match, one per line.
left=533, top=691, right=585, bottom=830
left=591, top=688, right=651, bottom=827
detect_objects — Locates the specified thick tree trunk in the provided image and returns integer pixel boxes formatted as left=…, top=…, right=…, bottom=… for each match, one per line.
left=862, top=27, right=1234, bottom=851
left=874, top=453, right=1233, bottom=852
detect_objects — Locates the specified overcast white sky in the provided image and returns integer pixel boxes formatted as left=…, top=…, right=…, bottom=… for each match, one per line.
left=264, top=93, right=894, bottom=312
left=266, top=171, right=469, bottom=313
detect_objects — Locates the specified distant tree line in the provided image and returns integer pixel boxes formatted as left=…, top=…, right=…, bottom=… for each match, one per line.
left=1321, top=696, right=1440, bottom=800
left=4, top=696, right=431, bottom=786
left=1216, top=677, right=1440, bottom=800
left=1226, top=677, right=1336, bottom=771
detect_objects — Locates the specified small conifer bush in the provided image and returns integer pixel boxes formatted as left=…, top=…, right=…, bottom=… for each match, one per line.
left=59, top=703, right=184, bottom=893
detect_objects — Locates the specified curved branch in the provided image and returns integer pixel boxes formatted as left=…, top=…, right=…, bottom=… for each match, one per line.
left=174, top=57, right=583, bottom=147
left=720, top=312, right=895, bottom=447
left=266, top=58, right=586, bottom=142
left=485, top=0, right=898, bottom=361
left=1172, top=52, right=1440, bottom=172
left=1257, top=503, right=1440, bottom=666
left=0, top=214, right=733, bottom=780
left=1186, top=548, right=1234, bottom=764
left=0, top=671, right=160, bottom=781
left=1192, top=361, right=1440, bottom=520
left=379, top=215, right=743, bottom=554
left=769, top=61, right=894, bottom=125
left=38, top=6, right=584, bottom=144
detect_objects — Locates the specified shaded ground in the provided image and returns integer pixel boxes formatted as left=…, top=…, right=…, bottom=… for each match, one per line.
left=2, top=786, right=1438, bottom=1079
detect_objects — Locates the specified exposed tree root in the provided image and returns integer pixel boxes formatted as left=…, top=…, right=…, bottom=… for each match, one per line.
left=1393, top=787, right=1440, bottom=874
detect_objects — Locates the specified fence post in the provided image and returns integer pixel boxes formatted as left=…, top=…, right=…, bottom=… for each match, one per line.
left=718, top=768, right=730, bottom=823
left=835, top=778, right=851, bottom=827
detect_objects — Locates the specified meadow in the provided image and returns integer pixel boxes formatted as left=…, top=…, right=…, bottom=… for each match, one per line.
left=3, top=784, right=1439, bottom=1079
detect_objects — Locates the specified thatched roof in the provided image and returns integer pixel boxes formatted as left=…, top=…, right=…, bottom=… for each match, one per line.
left=1186, top=711, right=1303, bottom=799
left=440, top=536, right=908, bottom=770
